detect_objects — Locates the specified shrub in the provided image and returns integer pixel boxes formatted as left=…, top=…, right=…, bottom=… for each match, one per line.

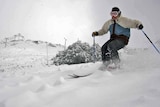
left=53, top=40, right=101, bottom=65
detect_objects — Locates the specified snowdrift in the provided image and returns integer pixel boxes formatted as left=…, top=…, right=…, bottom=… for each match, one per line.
left=0, top=40, right=160, bottom=107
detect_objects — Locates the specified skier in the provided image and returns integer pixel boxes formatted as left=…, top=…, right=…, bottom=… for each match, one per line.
left=92, top=7, right=143, bottom=68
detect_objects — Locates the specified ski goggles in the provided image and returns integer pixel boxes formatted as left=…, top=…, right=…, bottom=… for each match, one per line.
left=110, top=11, right=120, bottom=17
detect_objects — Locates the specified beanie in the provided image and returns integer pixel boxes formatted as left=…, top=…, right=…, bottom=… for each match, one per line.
left=112, top=7, right=120, bottom=12
left=111, top=7, right=121, bottom=16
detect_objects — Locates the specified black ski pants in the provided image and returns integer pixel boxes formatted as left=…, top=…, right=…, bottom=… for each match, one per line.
left=101, top=39, right=126, bottom=63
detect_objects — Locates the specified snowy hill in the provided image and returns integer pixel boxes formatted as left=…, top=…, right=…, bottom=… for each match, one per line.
left=0, top=40, right=64, bottom=72
left=0, top=41, right=160, bottom=107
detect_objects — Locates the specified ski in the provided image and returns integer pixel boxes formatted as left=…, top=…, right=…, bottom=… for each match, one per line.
left=68, top=73, right=93, bottom=79
left=98, top=62, right=121, bottom=71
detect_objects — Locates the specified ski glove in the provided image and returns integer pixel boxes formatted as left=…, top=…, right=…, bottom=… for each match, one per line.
left=92, top=31, right=99, bottom=37
left=138, top=24, right=143, bottom=30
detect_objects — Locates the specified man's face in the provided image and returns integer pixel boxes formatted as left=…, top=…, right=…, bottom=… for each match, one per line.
left=110, top=11, right=119, bottom=20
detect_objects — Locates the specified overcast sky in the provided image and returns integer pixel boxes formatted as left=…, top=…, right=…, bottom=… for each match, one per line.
left=0, top=0, right=160, bottom=48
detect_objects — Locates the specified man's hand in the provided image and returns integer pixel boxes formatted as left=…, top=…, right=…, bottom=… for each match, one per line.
left=138, top=24, right=143, bottom=30
left=92, top=31, right=99, bottom=37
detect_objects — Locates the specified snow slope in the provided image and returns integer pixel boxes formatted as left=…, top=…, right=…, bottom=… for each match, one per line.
left=0, top=41, right=160, bottom=107
left=0, top=40, right=63, bottom=72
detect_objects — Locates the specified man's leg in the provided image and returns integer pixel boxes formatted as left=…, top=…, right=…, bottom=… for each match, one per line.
left=101, top=40, right=113, bottom=66
left=101, top=40, right=113, bottom=61
left=108, top=39, right=126, bottom=64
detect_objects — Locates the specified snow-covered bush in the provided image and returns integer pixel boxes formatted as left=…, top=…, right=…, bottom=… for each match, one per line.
left=53, top=41, right=101, bottom=65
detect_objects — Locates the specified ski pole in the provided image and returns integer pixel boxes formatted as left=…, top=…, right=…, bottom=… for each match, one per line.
left=93, top=36, right=96, bottom=63
left=46, top=42, right=49, bottom=65
left=141, top=30, right=160, bottom=54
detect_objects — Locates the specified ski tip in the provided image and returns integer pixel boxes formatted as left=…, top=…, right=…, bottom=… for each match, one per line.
left=68, top=73, right=93, bottom=79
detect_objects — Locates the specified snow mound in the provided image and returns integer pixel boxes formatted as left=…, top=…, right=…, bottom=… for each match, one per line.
left=0, top=41, right=160, bottom=107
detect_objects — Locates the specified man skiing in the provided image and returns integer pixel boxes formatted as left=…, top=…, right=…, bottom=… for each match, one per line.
left=92, top=7, right=143, bottom=68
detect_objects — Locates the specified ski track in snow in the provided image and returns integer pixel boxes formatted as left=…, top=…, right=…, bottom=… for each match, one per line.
left=0, top=41, right=160, bottom=107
